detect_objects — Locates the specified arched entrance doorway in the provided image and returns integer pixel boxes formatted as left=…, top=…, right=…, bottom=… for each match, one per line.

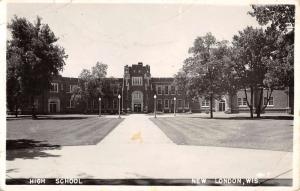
left=48, top=98, right=60, bottom=113
left=132, top=91, right=143, bottom=113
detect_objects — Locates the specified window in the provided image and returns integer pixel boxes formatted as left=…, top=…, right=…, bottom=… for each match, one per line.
left=238, top=97, right=247, bottom=106
left=202, top=99, right=210, bottom=107
left=165, top=85, right=169, bottom=95
left=68, top=85, right=77, bottom=93
left=164, top=99, right=169, bottom=108
left=184, top=100, right=189, bottom=108
left=157, top=86, right=162, bottom=95
left=132, top=77, right=143, bottom=86
left=93, top=100, right=97, bottom=109
left=170, top=86, right=175, bottom=95
left=177, top=87, right=182, bottom=95
left=113, top=87, right=118, bottom=95
left=264, top=97, right=274, bottom=106
left=133, top=91, right=142, bottom=99
left=176, top=100, right=181, bottom=108
left=61, top=84, right=64, bottom=91
left=170, top=99, right=174, bottom=108
left=237, top=98, right=242, bottom=106
left=157, top=99, right=162, bottom=111
left=50, top=83, right=58, bottom=92
left=243, top=98, right=247, bottom=105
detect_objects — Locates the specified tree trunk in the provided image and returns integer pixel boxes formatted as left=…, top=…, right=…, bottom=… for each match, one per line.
left=250, top=86, right=254, bottom=118
left=261, top=89, right=273, bottom=113
left=256, top=88, right=263, bottom=118
left=289, top=85, right=294, bottom=115
left=210, top=93, right=213, bottom=118
left=244, top=88, right=253, bottom=118
left=229, top=92, right=233, bottom=113
left=31, top=96, right=37, bottom=119
left=184, top=96, right=187, bottom=113
left=188, top=97, right=192, bottom=113
left=84, top=99, right=88, bottom=114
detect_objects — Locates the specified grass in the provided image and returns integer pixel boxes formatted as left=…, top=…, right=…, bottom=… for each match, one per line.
left=7, top=115, right=123, bottom=146
left=150, top=116, right=293, bottom=152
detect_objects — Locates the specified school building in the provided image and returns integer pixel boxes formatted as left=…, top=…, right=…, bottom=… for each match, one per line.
left=31, top=62, right=293, bottom=114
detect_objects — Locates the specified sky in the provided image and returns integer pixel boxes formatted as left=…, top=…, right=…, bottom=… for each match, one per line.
left=7, top=3, right=260, bottom=78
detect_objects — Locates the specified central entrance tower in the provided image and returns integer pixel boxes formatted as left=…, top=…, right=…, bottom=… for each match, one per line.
left=123, top=62, right=152, bottom=113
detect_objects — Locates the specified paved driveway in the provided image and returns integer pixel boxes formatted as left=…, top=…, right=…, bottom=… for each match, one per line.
left=6, top=114, right=292, bottom=180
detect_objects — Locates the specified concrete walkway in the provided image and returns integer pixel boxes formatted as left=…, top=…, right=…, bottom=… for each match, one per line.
left=6, top=114, right=292, bottom=179
left=99, top=114, right=173, bottom=145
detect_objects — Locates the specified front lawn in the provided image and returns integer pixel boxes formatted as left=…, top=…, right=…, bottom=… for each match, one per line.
left=7, top=115, right=123, bottom=146
left=150, top=115, right=293, bottom=151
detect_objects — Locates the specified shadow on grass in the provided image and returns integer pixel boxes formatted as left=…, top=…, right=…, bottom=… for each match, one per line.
left=6, top=139, right=61, bottom=161
left=6, top=116, right=33, bottom=121
left=7, top=116, right=88, bottom=121
left=190, top=115, right=293, bottom=120
left=35, top=116, right=88, bottom=120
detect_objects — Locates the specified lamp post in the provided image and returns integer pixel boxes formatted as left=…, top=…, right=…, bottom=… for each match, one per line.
left=154, top=94, right=157, bottom=118
left=174, top=97, right=176, bottom=116
left=118, top=94, right=121, bottom=118
left=98, top=97, right=101, bottom=117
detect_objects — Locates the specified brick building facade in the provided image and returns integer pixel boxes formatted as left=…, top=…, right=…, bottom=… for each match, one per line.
left=30, top=62, right=292, bottom=115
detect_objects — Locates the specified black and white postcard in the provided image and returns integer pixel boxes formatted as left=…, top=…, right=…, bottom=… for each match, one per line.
left=1, top=0, right=299, bottom=191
